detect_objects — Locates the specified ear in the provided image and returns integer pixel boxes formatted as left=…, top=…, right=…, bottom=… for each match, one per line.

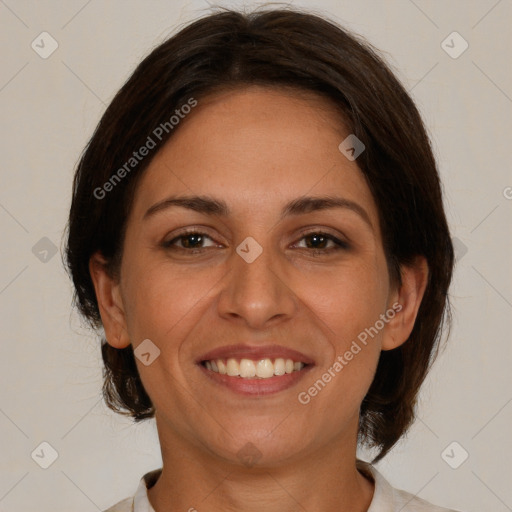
left=382, top=255, right=429, bottom=351
left=88, top=251, right=130, bottom=349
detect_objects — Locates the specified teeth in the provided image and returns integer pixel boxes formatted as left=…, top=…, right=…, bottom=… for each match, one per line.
left=204, top=358, right=305, bottom=379
left=239, top=359, right=256, bottom=378
left=274, top=358, right=285, bottom=376
left=256, top=359, right=274, bottom=378
left=217, top=359, right=227, bottom=375
left=226, top=358, right=240, bottom=376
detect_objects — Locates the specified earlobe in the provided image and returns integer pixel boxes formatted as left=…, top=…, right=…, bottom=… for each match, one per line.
left=88, top=252, right=131, bottom=349
left=382, top=256, right=429, bottom=351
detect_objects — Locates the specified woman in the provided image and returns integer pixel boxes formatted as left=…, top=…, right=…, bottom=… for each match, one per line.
left=65, top=7, right=458, bottom=512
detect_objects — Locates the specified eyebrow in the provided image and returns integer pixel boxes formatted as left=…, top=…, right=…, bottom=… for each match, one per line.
left=143, top=194, right=373, bottom=230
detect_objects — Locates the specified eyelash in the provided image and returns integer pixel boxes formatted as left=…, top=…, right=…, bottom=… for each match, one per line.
left=161, top=228, right=349, bottom=255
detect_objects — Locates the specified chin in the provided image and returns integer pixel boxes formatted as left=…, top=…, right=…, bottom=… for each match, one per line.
left=202, top=424, right=308, bottom=468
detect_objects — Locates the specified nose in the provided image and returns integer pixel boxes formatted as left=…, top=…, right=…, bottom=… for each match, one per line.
left=216, top=239, right=298, bottom=330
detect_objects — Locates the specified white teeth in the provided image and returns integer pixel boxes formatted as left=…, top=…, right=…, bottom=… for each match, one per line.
left=226, top=358, right=240, bottom=376
left=217, top=359, right=227, bottom=375
left=204, top=357, right=305, bottom=379
left=256, top=359, right=274, bottom=378
left=274, top=358, right=285, bottom=376
left=239, top=359, right=256, bottom=378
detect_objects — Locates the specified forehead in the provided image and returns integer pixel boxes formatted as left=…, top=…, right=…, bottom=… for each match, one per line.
left=129, top=86, right=379, bottom=226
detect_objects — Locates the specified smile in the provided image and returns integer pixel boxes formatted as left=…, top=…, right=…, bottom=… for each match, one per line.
left=197, top=344, right=314, bottom=395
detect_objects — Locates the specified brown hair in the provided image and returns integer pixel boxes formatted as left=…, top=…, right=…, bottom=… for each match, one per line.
left=64, top=7, right=454, bottom=461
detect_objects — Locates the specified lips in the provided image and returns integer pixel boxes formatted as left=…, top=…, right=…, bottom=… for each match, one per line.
left=196, top=344, right=315, bottom=396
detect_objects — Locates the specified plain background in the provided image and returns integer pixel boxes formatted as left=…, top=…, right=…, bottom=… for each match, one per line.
left=0, top=0, right=511, bottom=510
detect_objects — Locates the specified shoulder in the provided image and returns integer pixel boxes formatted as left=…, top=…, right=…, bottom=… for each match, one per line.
left=392, top=488, right=460, bottom=511
left=102, top=496, right=133, bottom=512
left=102, top=468, right=161, bottom=512
left=358, top=461, right=462, bottom=512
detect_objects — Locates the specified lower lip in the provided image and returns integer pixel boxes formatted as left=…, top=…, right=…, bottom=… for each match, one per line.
left=198, top=363, right=313, bottom=396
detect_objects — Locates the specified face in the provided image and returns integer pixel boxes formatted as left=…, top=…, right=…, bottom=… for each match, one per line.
left=91, top=86, right=424, bottom=468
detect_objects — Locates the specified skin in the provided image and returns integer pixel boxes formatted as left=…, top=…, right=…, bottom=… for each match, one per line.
left=90, top=86, right=428, bottom=512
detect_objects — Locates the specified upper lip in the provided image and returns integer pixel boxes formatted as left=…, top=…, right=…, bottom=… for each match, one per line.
left=197, top=344, right=315, bottom=365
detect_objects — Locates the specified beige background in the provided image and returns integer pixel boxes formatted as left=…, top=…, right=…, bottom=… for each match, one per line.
left=0, top=0, right=511, bottom=510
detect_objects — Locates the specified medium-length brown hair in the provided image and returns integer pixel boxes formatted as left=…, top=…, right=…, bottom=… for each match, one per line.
left=64, top=7, right=454, bottom=462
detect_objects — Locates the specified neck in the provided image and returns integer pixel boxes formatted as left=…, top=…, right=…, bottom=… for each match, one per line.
left=147, top=416, right=374, bottom=512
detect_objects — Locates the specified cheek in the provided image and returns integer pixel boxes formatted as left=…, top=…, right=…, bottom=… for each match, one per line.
left=297, top=275, right=385, bottom=419
left=119, top=260, right=222, bottom=408
left=120, top=257, right=224, bottom=343
left=298, top=259, right=389, bottom=344
left=294, top=258, right=388, bottom=401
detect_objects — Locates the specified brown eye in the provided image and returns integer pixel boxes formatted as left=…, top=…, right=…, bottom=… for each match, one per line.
left=177, top=233, right=206, bottom=249
left=162, top=231, right=218, bottom=251
left=304, top=233, right=330, bottom=249
left=295, top=232, right=349, bottom=252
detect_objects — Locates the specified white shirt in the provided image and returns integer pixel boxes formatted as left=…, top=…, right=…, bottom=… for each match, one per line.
left=103, top=462, right=460, bottom=512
